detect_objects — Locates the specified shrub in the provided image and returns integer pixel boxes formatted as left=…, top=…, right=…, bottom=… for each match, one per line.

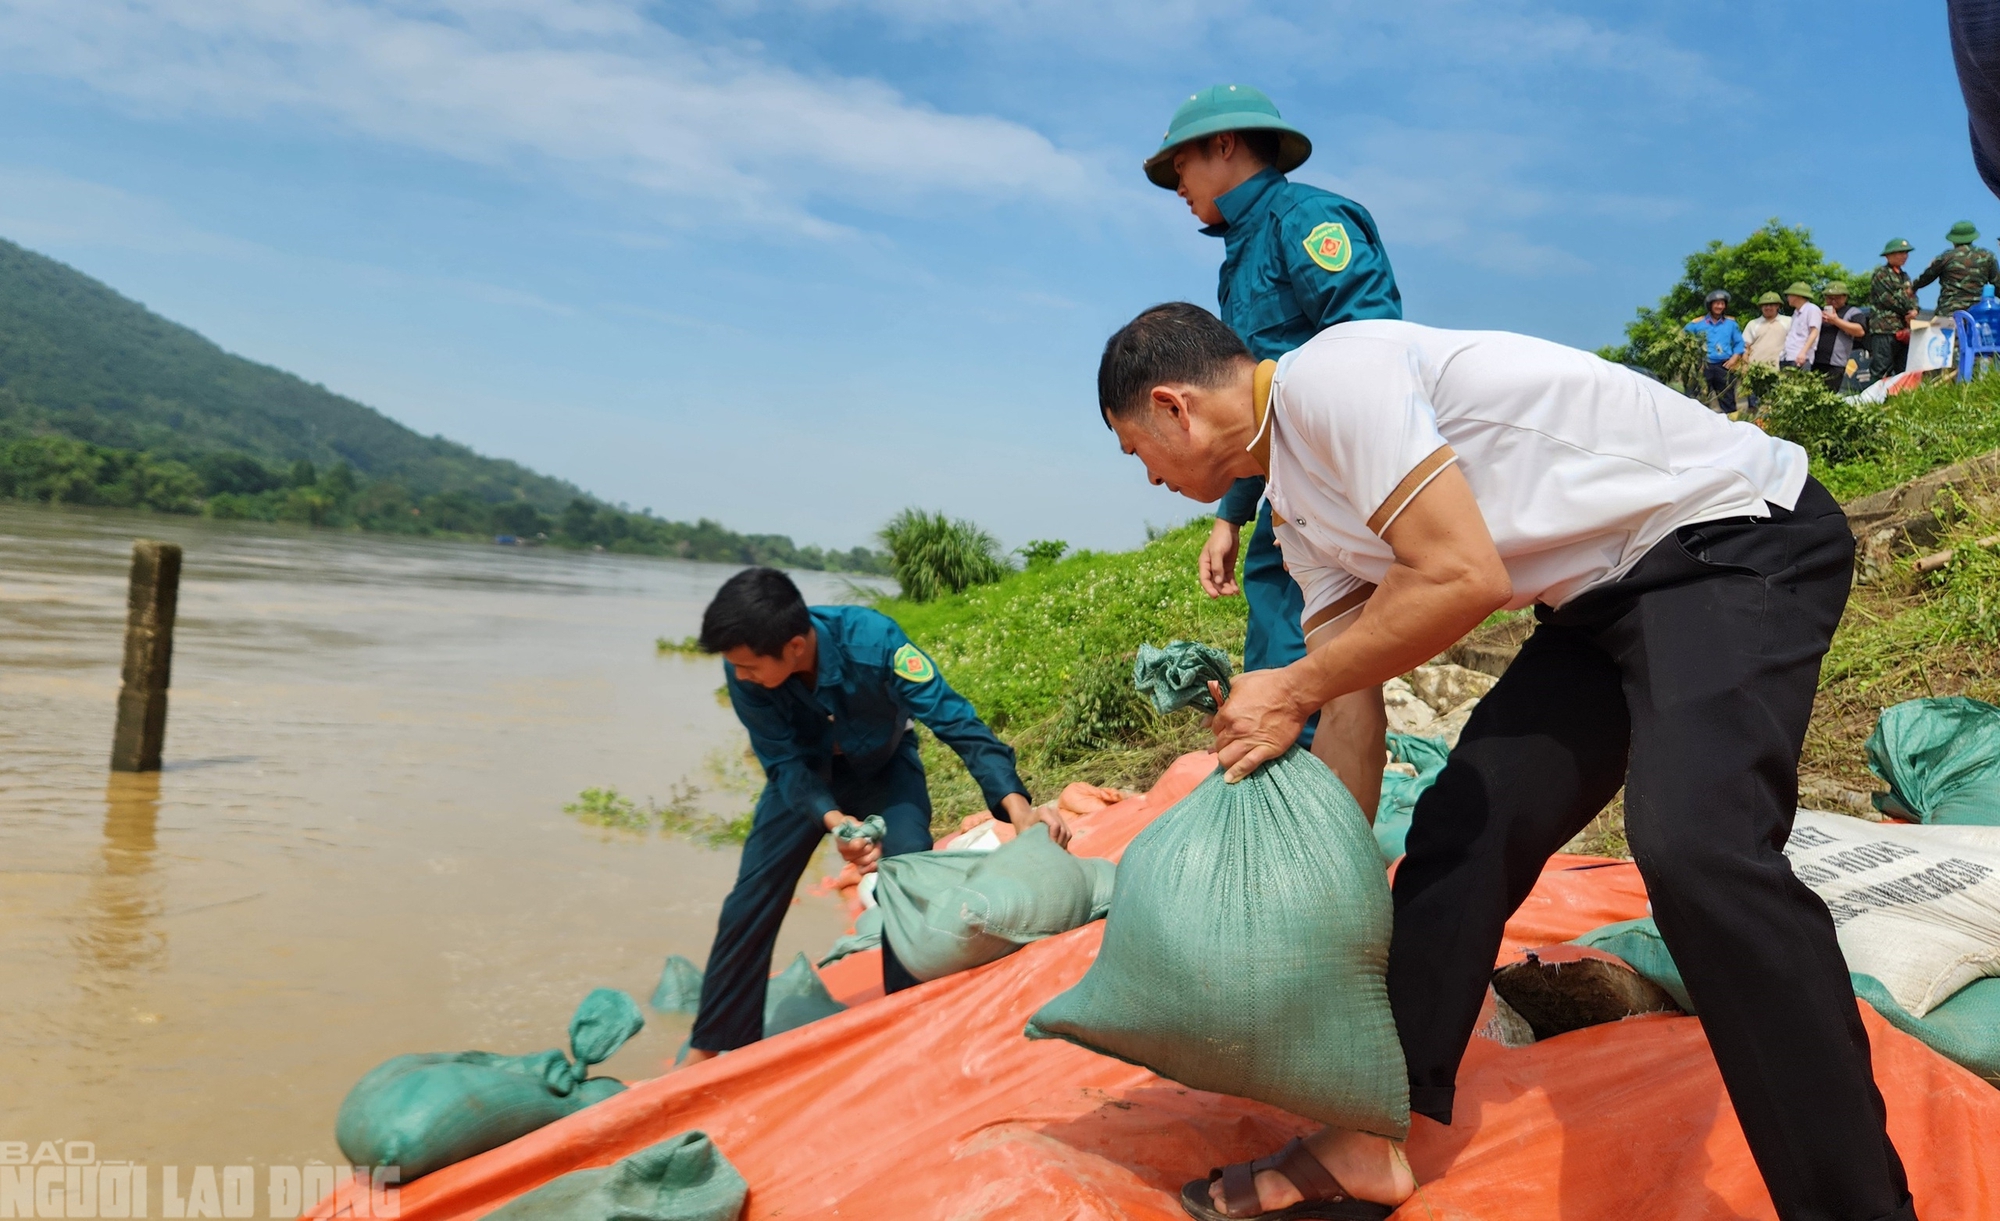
left=1760, top=368, right=1888, bottom=464
left=1017, top=539, right=1070, bottom=569
left=1040, top=653, right=1160, bottom=763
left=877, top=508, right=1008, bottom=602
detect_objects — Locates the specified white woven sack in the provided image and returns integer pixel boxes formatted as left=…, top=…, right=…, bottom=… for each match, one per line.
left=1787, top=811, right=2000, bottom=1015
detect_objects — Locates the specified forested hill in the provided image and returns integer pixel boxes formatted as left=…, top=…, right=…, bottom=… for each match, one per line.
left=0, top=236, right=576, bottom=508
left=0, top=236, right=887, bottom=572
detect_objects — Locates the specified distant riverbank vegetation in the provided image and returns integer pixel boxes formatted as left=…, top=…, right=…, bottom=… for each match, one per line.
left=0, top=432, right=889, bottom=573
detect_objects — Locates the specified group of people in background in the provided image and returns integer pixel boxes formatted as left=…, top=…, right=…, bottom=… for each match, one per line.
left=1684, top=222, right=2000, bottom=414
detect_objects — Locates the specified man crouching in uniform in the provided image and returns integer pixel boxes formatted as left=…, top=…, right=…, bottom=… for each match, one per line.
left=680, top=567, right=1067, bottom=1065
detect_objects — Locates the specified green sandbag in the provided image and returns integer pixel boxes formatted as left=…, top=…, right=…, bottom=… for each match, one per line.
left=763, top=952, right=846, bottom=1036
left=336, top=988, right=644, bottom=1180
left=1574, top=917, right=2000, bottom=1084
left=1027, top=746, right=1409, bottom=1136
left=819, top=906, right=885, bottom=967
left=876, top=824, right=1113, bottom=982
left=486, top=1131, right=747, bottom=1221
left=1375, top=733, right=1451, bottom=863
left=1866, top=697, right=2000, bottom=825
left=651, top=955, right=705, bottom=1014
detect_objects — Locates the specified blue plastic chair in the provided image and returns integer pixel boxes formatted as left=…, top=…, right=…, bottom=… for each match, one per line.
left=1956, top=309, right=2000, bottom=381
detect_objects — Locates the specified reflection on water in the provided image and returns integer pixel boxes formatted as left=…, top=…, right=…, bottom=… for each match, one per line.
left=0, top=502, right=869, bottom=1172
left=84, top=773, right=164, bottom=974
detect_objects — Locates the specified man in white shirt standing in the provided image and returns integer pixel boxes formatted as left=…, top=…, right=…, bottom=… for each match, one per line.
left=1097, top=303, right=1912, bottom=1221
left=1742, top=290, right=1791, bottom=367
left=1781, top=281, right=1823, bottom=369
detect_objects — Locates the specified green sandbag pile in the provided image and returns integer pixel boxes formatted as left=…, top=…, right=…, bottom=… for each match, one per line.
left=1028, top=641, right=1410, bottom=1138
left=1867, top=697, right=2000, bottom=825
left=651, top=955, right=705, bottom=1014
left=875, top=824, right=1116, bottom=982
left=337, top=988, right=644, bottom=1181
left=1575, top=917, right=2000, bottom=1084
left=487, top=1131, right=747, bottom=1221
left=764, top=952, right=846, bottom=1035
left=1375, top=732, right=1450, bottom=863
left=819, top=906, right=884, bottom=967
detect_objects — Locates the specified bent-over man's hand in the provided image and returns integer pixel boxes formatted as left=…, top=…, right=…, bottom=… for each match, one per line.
left=824, top=811, right=883, bottom=872
left=1208, top=670, right=1311, bottom=783
left=1035, top=804, right=1073, bottom=847
left=1199, top=518, right=1243, bottom=598
left=1001, top=792, right=1071, bottom=848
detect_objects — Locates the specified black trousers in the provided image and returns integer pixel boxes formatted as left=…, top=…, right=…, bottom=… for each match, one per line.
left=1812, top=361, right=1847, bottom=392
left=1387, top=478, right=1915, bottom=1221
left=1866, top=333, right=1908, bottom=380
left=1702, top=359, right=1738, bottom=413
left=688, top=736, right=933, bottom=1052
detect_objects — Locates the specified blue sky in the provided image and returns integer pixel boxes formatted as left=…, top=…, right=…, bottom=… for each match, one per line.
left=0, top=1, right=1989, bottom=552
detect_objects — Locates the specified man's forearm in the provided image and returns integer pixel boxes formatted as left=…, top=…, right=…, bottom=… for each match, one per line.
left=1282, top=565, right=1506, bottom=719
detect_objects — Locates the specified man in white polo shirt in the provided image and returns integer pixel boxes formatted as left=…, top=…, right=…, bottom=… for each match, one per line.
left=1096, top=303, right=1912, bottom=1221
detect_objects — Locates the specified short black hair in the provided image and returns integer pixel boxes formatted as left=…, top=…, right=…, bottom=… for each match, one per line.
left=1234, top=129, right=1282, bottom=166
left=1097, top=302, right=1250, bottom=427
left=698, top=567, right=811, bottom=657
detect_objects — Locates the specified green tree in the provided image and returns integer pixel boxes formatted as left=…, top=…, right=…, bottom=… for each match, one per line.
left=1607, top=220, right=1856, bottom=376
left=878, top=508, right=1008, bottom=602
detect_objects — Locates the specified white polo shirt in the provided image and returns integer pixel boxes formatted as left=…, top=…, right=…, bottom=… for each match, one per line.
left=1256, top=321, right=1809, bottom=641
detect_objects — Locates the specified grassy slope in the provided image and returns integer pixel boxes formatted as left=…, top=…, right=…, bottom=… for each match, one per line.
left=1805, top=373, right=2000, bottom=794
left=879, top=521, right=1244, bottom=826
left=0, top=236, right=580, bottom=509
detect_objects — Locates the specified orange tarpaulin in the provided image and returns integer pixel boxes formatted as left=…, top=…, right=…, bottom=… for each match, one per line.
left=314, top=752, right=2000, bottom=1219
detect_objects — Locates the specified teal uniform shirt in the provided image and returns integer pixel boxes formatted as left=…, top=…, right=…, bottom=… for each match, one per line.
left=724, top=606, right=1027, bottom=825
left=1211, top=167, right=1403, bottom=524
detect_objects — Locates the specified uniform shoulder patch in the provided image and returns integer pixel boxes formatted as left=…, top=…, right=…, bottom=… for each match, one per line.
left=1302, top=221, right=1353, bottom=273
left=891, top=643, right=936, bottom=683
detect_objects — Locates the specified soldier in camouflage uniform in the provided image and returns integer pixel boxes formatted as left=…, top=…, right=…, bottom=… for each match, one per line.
left=1868, top=238, right=1918, bottom=378
left=1913, top=220, right=2000, bottom=317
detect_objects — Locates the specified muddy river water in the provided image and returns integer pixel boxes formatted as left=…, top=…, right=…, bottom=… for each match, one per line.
left=0, top=503, right=866, bottom=1179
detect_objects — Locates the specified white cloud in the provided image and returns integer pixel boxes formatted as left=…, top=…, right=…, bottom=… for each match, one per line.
left=0, top=0, right=1110, bottom=233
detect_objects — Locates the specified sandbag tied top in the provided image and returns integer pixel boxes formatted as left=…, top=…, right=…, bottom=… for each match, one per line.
left=651, top=955, right=705, bottom=1014
left=831, top=814, right=888, bottom=844
left=335, top=989, right=646, bottom=1181
left=487, top=1130, right=748, bottom=1221
left=764, top=953, right=846, bottom=1037
left=1026, top=746, right=1409, bottom=1138
left=1132, top=641, right=1233, bottom=716
left=1866, top=697, right=2000, bottom=825
left=567, top=987, right=647, bottom=1078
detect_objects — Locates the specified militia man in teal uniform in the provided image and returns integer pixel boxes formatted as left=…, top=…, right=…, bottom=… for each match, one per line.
left=1913, top=219, right=2000, bottom=317
left=1145, top=85, right=1402, bottom=805
left=1868, top=239, right=1919, bottom=377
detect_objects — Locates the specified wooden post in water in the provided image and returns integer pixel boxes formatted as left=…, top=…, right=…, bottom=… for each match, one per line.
left=110, top=540, right=181, bottom=773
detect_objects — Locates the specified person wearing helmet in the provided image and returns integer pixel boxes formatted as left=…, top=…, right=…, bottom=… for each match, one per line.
left=1868, top=240, right=1918, bottom=377
left=1812, top=283, right=1867, bottom=392
left=1147, top=84, right=1402, bottom=808
left=1781, top=282, right=1822, bottom=370
left=1913, top=220, right=2000, bottom=317
left=1742, top=291, right=1791, bottom=370
left=1683, top=289, right=1744, bottom=413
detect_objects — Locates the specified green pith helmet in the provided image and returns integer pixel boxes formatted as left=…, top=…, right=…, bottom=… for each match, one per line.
left=1784, top=281, right=1817, bottom=301
left=1948, top=220, right=1980, bottom=244
left=1882, top=237, right=1914, bottom=255
left=1756, top=291, right=1784, bottom=306
left=1823, top=281, right=1850, bottom=298
left=1144, top=84, right=1312, bottom=189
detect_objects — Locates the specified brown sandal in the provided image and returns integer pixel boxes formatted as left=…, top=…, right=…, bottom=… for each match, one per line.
left=1178, top=1137, right=1395, bottom=1220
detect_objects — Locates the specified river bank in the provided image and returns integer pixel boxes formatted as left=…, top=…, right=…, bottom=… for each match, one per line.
left=0, top=502, right=867, bottom=1173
